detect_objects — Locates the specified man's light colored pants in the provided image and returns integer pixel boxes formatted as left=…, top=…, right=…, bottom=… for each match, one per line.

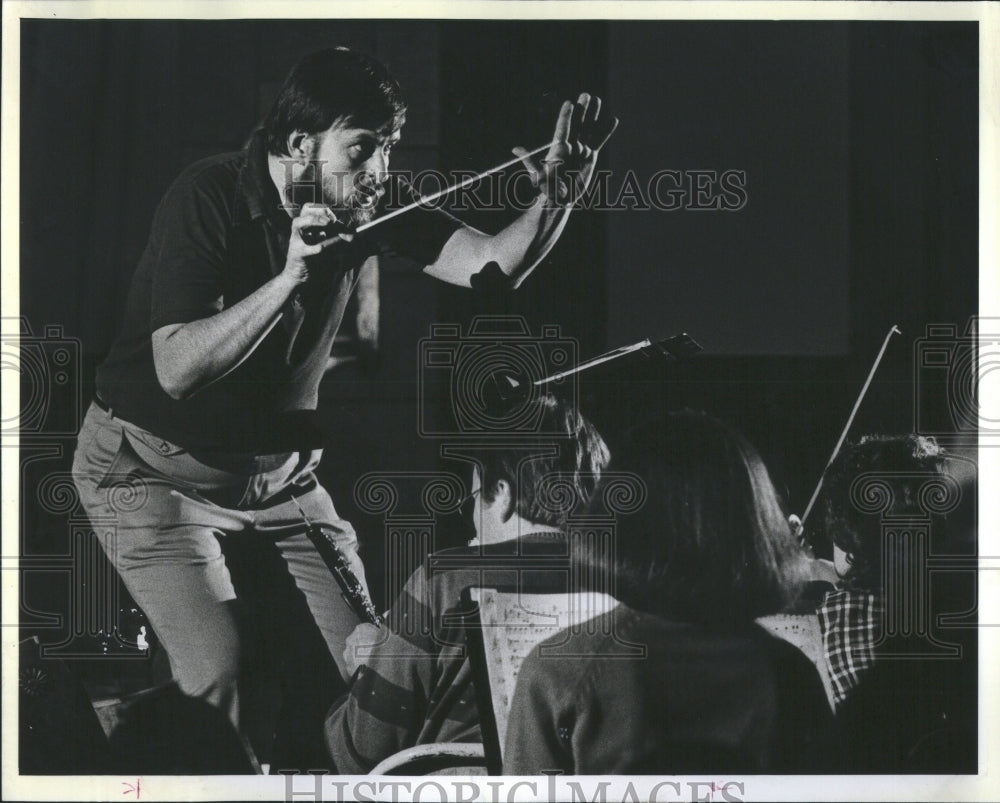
left=71, top=402, right=366, bottom=738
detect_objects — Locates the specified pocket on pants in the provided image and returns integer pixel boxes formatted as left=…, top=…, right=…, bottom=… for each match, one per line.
left=72, top=414, right=128, bottom=495
left=122, top=426, right=188, bottom=459
left=72, top=420, right=146, bottom=553
left=95, top=433, right=148, bottom=490
left=119, top=425, right=249, bottom=500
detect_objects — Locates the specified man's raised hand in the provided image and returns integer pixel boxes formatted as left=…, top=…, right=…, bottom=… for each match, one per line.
left=512, top=92, right=619, bottom=207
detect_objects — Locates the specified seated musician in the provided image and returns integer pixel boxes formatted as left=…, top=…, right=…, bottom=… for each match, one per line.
left=817, top=434, right=976, bottom=772
left=504, top=410, right=834, bottom=774
left=323, top=394, right=610, bottom=773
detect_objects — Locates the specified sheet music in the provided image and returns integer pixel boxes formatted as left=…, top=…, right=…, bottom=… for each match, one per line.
left=470, top=590, right=620, bottom=751
left=755, top=613, right=836, bottom=710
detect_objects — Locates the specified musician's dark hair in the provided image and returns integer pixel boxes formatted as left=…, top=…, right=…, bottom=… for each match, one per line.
left=821, top=434, right=945, bottom=591
left=598, top=410, right=812, bottom=627
left=471, top=394, right=610, bottom=528
left=264, top=47, right=407, bottom=156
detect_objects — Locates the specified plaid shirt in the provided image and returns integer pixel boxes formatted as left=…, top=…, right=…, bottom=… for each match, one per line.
left=817, top=589, right=884, bottom=707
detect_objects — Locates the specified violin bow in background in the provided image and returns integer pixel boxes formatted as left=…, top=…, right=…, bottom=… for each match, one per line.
left=483, top=333, right=703, bottom=405
left=536, top=333, right=703, bottom=386
left=798, top=325, right=903, bottom=531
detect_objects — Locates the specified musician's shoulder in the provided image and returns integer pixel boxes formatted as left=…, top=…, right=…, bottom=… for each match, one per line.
left=154, top=150, right=244, bottom=226
left=169, top=149, right=244, bottom=198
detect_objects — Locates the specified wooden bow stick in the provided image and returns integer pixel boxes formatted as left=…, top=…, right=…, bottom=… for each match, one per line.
left=357, top=143, right=551, bottom=233
left=799, top=325, right=902, bottom=528
left=301, top=143, right=551, bottom=244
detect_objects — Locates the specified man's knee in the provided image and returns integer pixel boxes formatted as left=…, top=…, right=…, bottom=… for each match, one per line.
left=180, top=654, right=241, bottom=702
left=169, top=604, right=243, bottom=703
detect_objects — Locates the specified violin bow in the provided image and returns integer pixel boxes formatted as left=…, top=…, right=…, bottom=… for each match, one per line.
left=301, top=143, right=551, bottom=244
left=534, top=333, right=702, bottom=385
left=798, top=325, right=902, bottom=529
left=357, top=143, right=551, bottom=233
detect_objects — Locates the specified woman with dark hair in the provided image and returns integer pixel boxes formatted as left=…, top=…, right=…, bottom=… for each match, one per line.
left=503, top=410, right=833, bottom=774
left=605, top=410, right=813, bottom=627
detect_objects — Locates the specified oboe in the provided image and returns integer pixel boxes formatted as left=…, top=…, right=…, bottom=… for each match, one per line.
left=293, top=498, right=384, bottom=628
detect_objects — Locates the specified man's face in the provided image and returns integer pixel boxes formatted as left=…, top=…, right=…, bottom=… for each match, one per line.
left=467, top=468, right=517, bottom=546
left=833, top=542, right=851, bottom=578
left=465, top=468, right=484, bottom=545
left=300, top=120, right=400, bottom=226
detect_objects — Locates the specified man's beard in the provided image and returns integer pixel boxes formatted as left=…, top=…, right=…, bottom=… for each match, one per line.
left=330, top=171, right=382, bottom=227
left=285, top=167, right=382, bottom=227
left=339, top=188, right=381, bottom=227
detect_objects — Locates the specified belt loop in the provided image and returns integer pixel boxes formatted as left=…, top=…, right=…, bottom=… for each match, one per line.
left=93, top=394, right=115, bottom=419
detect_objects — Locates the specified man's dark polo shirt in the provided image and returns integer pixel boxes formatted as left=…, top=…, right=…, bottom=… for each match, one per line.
left=96, top=129, right=461, bottom=460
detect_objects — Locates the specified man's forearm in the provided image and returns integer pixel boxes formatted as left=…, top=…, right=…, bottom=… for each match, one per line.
left=424, top=92, right=615, bottom=291
left=152, top=272, right=299, bottom=399
left=487, top=196, right=572, bottom=288
left=423, top=196, right=571, bottom=289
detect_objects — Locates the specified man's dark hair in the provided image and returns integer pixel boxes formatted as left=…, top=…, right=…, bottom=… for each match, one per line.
left=264, top=47, right=407, bottom=156
left=601, top=410, right=811, bottom=627
left=470, top=395, right=610, bottom=529
left=821, top=434, right=945, bottom=592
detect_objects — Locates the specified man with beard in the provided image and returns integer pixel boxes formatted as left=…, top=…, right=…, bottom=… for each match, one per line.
left=71, top=47, right=616, bottom=770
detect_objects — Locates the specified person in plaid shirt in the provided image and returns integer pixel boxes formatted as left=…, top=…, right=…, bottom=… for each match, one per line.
left=816, top=433, right=976, bottom=771
left=817, top=434, right=944, bottom=706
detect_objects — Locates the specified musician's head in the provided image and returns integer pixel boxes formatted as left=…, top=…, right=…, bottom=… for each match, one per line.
left=264, top=47, right=406, bottom=223
left=602, top=409, right=812, bottom=627
left=462, top=394, right=610, bottom=545
left=822, top=434, right=945, bottom=591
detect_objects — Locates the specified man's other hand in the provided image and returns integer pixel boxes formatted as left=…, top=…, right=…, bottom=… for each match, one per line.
left=283, top=203, right=356, bottom=285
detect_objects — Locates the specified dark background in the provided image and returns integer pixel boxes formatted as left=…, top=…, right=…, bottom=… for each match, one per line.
left=18, top=19, right=977, bottom=648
